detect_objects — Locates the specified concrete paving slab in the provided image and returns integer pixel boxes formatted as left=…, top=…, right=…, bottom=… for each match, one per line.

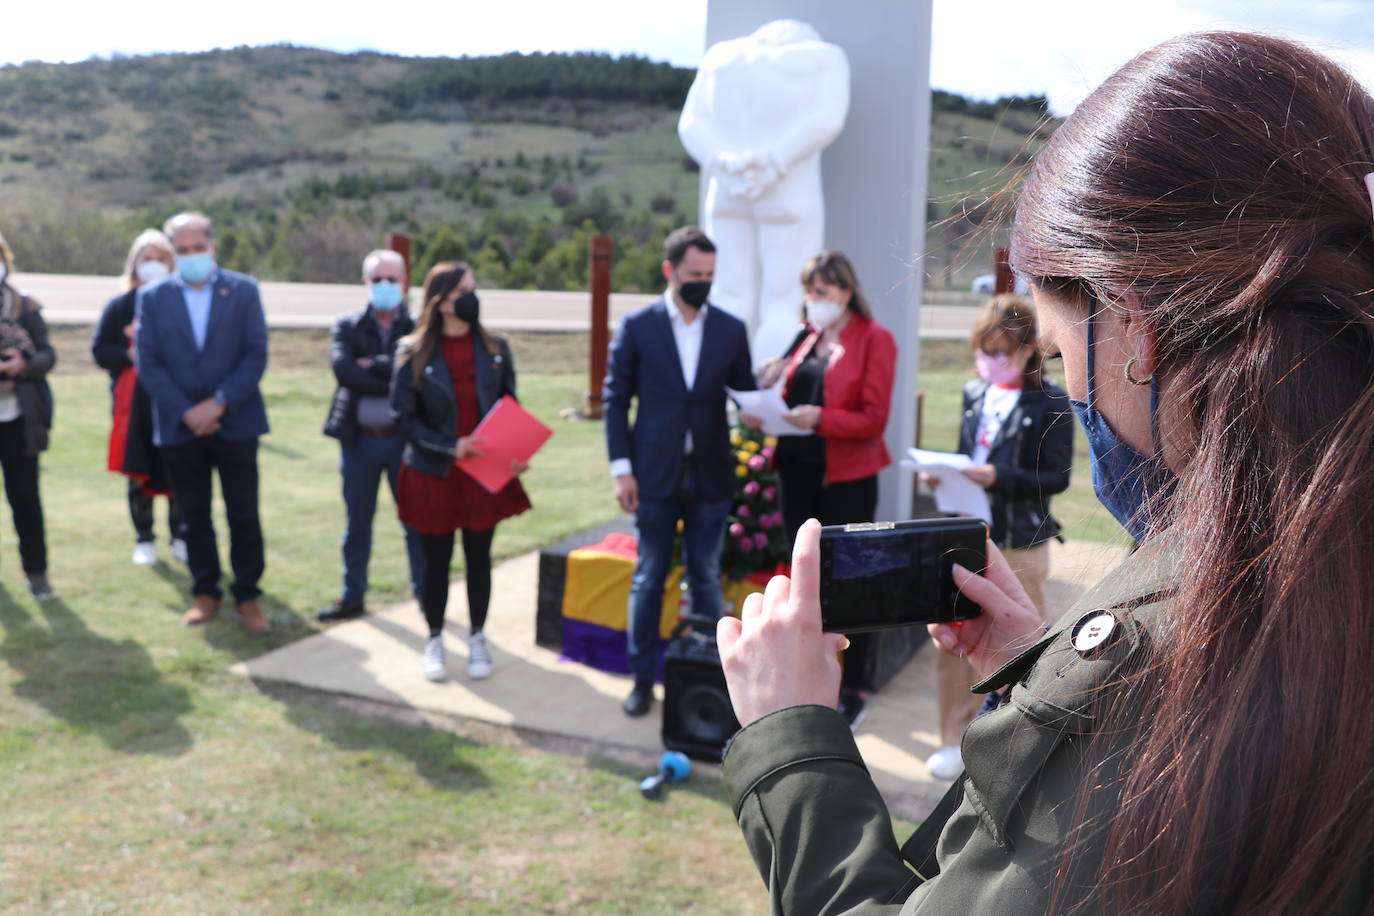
left=231, top=537, right=1129, bottom=817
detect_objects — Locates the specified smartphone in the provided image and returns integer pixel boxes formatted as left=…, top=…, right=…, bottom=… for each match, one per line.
left=818, top=518, right=988, bottom=633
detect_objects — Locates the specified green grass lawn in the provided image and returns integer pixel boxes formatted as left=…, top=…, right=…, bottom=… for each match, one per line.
left=0, top=329, right=1106, bottom=913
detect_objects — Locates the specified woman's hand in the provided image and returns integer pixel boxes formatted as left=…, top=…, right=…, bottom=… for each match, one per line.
left=509, top=458, right=530, bottom=475
left=755, top=358, right=786, bottom=388
left=961, top=464, right=997, bottom=488
left=918, top=471, right=941, bottom=490
left=928, top=540, right=1046, bottom=681
left=718, top=519, right=851, bottom=727
left=739, top=411, right=764, bottom=432
left=455, top=436, right=486, bottom=460
left=784, top=404, right=821, bottom=430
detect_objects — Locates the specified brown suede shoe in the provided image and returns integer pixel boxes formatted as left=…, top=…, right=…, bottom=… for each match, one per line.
left=234, top=599, right=271, bottom=634
left=182, top=595, right=221, bottom=626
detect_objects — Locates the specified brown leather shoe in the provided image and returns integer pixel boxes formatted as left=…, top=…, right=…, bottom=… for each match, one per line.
left=182, top=595, right=221, bottom=626
left=235, top=599, right=271, bottom=634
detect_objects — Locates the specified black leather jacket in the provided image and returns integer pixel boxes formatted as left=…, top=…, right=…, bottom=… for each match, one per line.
left=389, top=328, right=516, bottom=478
left=322, top=306, right=415, bottom=445
left=958, top=378, right=1073, bottom=549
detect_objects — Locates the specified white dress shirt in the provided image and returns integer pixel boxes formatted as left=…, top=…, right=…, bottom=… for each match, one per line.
left=177, top=271, right=217, bottom=351
left=609, top=300, right=707, bottom=478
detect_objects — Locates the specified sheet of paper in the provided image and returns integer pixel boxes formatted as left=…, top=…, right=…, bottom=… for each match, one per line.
left=455, top=395, right=554, bottom=494
left=727, top=386, right=814, bottom=437
left=903, top=447, right=991, bottom=523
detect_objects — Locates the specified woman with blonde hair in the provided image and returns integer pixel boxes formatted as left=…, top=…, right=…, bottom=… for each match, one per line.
left=0, top=231, right=56, bottom=600
left=391, top=262, right=530, bottom=682
left=92, top=229, right=187, bottom=567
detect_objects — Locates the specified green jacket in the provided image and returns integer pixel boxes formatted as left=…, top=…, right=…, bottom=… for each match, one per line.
left=723, top=539, right=1372, bottom=913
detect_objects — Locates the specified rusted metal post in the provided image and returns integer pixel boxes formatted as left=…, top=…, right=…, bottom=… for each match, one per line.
left=914, top=390, right=924, bottom=449
left=994, top=247, right=1013, bottom=295
left=385, top=232, right=412, bottom=282
left=586, top=235, right=613, bottom=419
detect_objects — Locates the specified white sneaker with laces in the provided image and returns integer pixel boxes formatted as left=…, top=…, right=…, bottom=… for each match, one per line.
left=170, top=538, right=189, bottom=564
left=422, top=635, right=448, bottom=681
left=467, top=631, right=493, bottom=680
left=925, top=745, right=964, bottom=780
left=131, top=542, right=157, bottom=567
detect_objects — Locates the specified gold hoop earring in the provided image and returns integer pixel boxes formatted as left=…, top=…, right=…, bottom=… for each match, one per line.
left=1123, top=356, right=1152, bottom=386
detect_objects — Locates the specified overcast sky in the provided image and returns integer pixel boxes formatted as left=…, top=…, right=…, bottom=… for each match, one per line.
left=6, top=0, right=1374, bottom=116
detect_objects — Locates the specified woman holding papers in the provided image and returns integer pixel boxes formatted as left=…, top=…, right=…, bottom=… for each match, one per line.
left=392, top=262, right=530, bottom=683
left=751, top=249, right=896, bottom=726
left=924, top=293, right=1073, bottom=779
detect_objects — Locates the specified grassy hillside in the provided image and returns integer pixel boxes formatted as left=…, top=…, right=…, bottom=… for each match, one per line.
left=0, top=46, right=1050, bottom=291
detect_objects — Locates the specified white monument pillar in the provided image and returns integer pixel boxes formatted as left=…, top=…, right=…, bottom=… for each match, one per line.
left=700, top=0, right=933, bottom=522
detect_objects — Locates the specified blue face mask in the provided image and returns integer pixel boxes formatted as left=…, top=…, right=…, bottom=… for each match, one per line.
left=370, top=280, right=404, bottom=312
left=176, top=252, right=215, bottom=285
left=1067, top=297, right=1174, bottom=541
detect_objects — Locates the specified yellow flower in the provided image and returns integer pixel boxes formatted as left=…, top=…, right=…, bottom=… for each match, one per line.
left=735, top=465, right=748, bottom=478
left=743, top=440, right=759, bottom=453
left=737, top=450, right=751, bottom=464
left=764, top=436, right=778, bottom=449
left=676, top=519, right=684, bottom=532
left=730, top=432, right=743, bottom=446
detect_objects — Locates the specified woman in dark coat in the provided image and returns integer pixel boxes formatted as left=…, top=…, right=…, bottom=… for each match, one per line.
left=0, top=231, right=56, bottom=600
left=391, top=262, right=530, bottom=683
left=92, top=229, right=186, bottom=568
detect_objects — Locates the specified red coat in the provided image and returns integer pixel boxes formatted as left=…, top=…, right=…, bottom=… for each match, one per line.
left=783, top=315, right=896, bottom=484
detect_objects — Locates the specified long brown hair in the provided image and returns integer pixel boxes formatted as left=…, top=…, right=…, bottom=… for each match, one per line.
left=1012, top=32, right=1374, bottom=913
left=969, top=293, right=1044, bottom=388
left=400, top=261, right=501, bottom=388
left=800, top=250, right=873, bottom=320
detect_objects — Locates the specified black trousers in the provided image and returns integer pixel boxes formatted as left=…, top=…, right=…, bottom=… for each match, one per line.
left=129, top=478, right=184, bottom=545
left=0, top=418, right=46, bottom=575
left=160, top=435, right=263, bottom=603
left=777, top=462, right=879, bottom=690
left=418, top=528, right=494, bottom=637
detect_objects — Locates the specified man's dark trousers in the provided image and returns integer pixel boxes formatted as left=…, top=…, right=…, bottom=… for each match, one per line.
left=161, top=434, right=262, bottom=603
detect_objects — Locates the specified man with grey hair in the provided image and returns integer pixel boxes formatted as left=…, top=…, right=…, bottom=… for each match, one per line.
left=136, top=211, right=271, bottom=633
left=318, top=248, right=423, bottom=622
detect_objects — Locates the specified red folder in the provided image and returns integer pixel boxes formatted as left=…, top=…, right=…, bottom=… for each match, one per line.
left=455, top=395, right=553, bottom=493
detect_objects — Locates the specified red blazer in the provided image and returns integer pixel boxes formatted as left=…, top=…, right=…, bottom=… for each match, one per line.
left=783, top=315, right=896, bottom=484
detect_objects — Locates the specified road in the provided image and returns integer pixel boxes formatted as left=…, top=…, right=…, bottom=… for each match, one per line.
left=13, top=272, right=978, bottom=339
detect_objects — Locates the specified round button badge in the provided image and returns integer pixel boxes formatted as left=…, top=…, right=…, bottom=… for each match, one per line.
left=1071, top=611, right=1118, bottom=654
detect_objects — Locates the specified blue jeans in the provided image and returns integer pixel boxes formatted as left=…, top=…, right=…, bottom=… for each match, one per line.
left=340, top=434, right=423, bottom=603
left=626, top=490, right=731, bottom=683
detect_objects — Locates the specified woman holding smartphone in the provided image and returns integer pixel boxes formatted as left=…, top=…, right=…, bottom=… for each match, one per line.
left=391, top=262, right=529, bottom=683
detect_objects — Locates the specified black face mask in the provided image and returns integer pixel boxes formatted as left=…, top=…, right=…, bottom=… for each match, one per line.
left=677, top=280, right=711, bottom=310
left=452, top=290, right=480, bottom=323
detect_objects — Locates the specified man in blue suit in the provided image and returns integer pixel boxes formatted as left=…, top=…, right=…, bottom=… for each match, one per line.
left=603, top=226, right=755, bottom=716
left=136, top=212, right=270, bottom=633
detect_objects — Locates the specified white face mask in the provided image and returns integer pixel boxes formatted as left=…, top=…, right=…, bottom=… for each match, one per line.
left=136, top=260, right=171, bottom=285
left=805, top=298, right=844, bottom=330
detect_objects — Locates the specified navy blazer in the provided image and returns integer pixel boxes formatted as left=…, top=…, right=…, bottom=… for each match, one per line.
left=602, top=297, right=754, bottom=503
left=135, top=269, right=270, bottom=447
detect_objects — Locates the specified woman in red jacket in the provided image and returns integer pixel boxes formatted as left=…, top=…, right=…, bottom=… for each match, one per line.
left=752, top=249, right=897, bottom=724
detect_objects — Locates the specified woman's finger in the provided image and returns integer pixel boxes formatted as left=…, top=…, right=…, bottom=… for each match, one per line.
left=739, top=590, right=766, bottom=622
left=761, top=570, right=791, bottom=620
left=952, top=563, right=1020, bottom=619
left=980, top=541, right=1037, bottom=613
left=784, top=519, right=822, bottom=630
left=717, top=615, right=742, bottom=655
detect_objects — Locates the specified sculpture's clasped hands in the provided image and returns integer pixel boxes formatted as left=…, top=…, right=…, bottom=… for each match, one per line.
left=714, top=151, right=783, bottom=201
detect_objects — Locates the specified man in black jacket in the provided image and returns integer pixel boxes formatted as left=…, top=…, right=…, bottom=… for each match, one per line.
left=318, top=249, right=423, bottom=621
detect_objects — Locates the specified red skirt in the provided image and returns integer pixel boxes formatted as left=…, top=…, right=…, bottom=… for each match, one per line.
left=397, top=462, right=531, bottom=535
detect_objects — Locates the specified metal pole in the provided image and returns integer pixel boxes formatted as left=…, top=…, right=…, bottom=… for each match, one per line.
left=994, top=247, right=1013, bottom=294
left=586, top=235, right=613, bottom=419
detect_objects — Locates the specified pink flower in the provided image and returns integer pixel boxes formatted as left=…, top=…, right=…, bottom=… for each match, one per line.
left=728, top=522, right=745, bottom=538
left=752, top=531, right=769, bottom=549
left=748, top=455, right=766, bottom=471
left=743, top=481, right=760, bottom=496
left=737, top=537, right=754, bottom=552
left=759, top=513, right=777, bottom=530
left=737, top=505, right=751, bottom=519
left=762, top=486, right=776, bottom=501
left=761, top=446, right=775, bottom=459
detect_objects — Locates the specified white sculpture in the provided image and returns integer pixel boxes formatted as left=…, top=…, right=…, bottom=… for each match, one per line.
left=679, top=19, right=850, bottom=366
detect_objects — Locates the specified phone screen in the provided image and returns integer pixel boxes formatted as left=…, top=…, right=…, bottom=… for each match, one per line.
left=818, top=519, right=986, bottom=633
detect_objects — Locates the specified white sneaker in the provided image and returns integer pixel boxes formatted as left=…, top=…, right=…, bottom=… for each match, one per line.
left=926, top=745, right=964, bottom=780
left=422, top=635, right=448, bottom=681
left=131, top=542, right=157, bottom=567
left=170, top=539, right=189, bottom=564
left=467, top=631, right=493, bottom=680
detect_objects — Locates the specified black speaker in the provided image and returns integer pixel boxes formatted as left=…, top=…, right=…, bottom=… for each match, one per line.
left=661, top=627, right=740, bottom=761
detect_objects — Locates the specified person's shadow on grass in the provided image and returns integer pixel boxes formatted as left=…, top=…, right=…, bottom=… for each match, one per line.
left=0, top=585, right=193, bottom=756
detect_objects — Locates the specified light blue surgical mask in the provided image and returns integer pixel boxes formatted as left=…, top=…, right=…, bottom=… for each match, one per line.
left=369, top=279, right=404, bottom=312
left=176, top=252, right=215, bottom=285
left=1067, top=295, right=1175, bottom=541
